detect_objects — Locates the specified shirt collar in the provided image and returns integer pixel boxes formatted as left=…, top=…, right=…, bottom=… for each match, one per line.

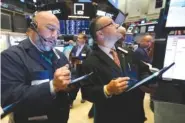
left=98, top=45, right=112, bottom=55
left=78, top=44, right=85, bottom=48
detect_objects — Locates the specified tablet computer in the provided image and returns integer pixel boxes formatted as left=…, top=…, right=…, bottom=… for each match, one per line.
left=126, top=62, right=175, bottom=92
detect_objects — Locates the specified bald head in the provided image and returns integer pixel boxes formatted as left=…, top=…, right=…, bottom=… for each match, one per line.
left=34, top=11, right=59, bottom=28
left=140, top=35, right=153, bottom=48
left=142, top=35, right=153, bottom=42
left=29, top=11, right=60, bottom=51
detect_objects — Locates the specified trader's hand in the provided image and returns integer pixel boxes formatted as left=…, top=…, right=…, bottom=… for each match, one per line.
left=53, top=64, right=71, bottom=92
left=64, top=85, right=77, bottom=92
left=106, top=77, right=129, bottom=95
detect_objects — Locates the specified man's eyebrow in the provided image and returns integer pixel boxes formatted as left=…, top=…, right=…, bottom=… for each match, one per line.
left=46, top=24, right=60, bottom=31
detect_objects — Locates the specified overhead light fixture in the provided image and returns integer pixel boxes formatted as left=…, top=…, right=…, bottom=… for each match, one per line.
left=33, top=0, right=37, bottom=3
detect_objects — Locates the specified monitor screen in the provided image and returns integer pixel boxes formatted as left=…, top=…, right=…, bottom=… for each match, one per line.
left=78, top=0, right=91, bottom=2
left=96, top=10, right=114, bottom=18
left=148, top=25, right=155, bottom=32
left=96, top=10, right=106, bottom=16
left=114, top=11, right=125, bottom=26
left=125, top=34, right=134, bottom=43
left=127, top=26, right=134, bottom=33
left=162, top=35, right=185, bottom=80
left=108, top=0, right=119, bottom=9
left=9, top=35, right=27, bottom=46
left=140, top=26, right=146, bottom=33
left=60, top=20, right=66, bottom=34
left=166, top=0, right=185, bottom=27
left=65, top=20, right=90, bottom=35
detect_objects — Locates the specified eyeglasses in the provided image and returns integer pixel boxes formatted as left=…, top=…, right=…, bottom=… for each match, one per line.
left=96, top=22, right=120, bottom=32
left=45, top=24, right=60, bottom=35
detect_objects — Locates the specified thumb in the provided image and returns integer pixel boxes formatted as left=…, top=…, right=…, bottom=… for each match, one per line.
left=65, top=64, right=69, bottom=68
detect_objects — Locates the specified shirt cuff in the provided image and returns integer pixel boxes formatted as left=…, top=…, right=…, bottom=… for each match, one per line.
left=49, top=80, right=56, bottom=97
left=103, top=85, right=112, bottom=98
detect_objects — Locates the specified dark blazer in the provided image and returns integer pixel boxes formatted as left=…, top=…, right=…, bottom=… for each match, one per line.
left=70, top=44, right=92, bottom=60
left=81, top=46, right=149, bottom=123
left=1, top=38, right=70, bottom=123
left=134, top=46, right=152, bottom=64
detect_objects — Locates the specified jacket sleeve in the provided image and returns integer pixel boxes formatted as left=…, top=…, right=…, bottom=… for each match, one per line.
left=81, top=61, right=110, bottom=103
left=87, top=46, right=92, bottom=56
left=1, top=51, right=54, bottom=113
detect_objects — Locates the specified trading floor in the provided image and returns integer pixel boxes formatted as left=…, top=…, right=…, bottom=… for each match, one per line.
left=68, top=92, right=154, bottom=123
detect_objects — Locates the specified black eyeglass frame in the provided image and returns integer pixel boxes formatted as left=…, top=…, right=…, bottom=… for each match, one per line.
left=96, top=22, right=120, bottom=32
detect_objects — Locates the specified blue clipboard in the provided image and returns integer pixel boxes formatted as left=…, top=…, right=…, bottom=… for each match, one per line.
left=126, top=62, right=175, bottom=92
left=69, top=72, right=93, bottom=85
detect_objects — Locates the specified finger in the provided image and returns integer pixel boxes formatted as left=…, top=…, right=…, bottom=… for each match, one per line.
left=60, top=70, right=71, bottom=76
left=119, top=85, right=128, bottom=91
left=56, top=68, right=70, bottom=76
left=57, top=64, right=69, bottom=71
left=118, top=81, right=128, bottom=87
left=58, top=76, right=71, bottom=82
left=116, top=77, right=130, bottom=83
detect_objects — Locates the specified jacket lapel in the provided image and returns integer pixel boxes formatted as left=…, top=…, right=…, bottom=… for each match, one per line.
left=22, top=39, right=52, bottom=70
left=95, top=47, right=121, bottom=76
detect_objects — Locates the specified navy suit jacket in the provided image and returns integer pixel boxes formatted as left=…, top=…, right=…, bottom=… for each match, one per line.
left=134, top=46, right=152, bottom=64
left=70, top=44, right=92, bottom=60
left=1, top=38, right=70, bottom=123
left=81, top=46, right=150, bottom=123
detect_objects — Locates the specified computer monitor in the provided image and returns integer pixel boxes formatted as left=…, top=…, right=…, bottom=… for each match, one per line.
left=148, top=25, right=155, bottom=32
left=65, top=20, right=90, bottom=35
left=140, top=26, right=146, bottom=33
left=96, top=10, right=106, bottom=16
left=166, top=0, right=185, bottom=27
left=114, top=11, right=125, bottom=26
left=60, top=20, right=66, bottom=34
left=125, top=34, right=134, bottom=43
left=162, top=35, right=185, bottom=81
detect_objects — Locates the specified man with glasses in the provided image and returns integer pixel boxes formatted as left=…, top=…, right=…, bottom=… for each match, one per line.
left=81, top=16, right=151, bottom=123
left=1, top=11, right=73, bottom=123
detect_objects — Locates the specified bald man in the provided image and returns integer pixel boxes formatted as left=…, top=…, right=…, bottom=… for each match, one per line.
left=116, top=26, right=126, bottom=47
left=135, top=34, right=153, bottom=64
left=1, top=11, right=72, bottom=123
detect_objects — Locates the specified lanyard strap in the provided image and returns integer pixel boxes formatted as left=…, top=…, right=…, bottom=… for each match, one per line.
left=41, top=53, right=53, bottom=65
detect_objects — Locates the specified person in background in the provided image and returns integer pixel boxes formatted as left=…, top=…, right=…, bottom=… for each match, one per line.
left=1, top=11, right=73, bottom=123
left=116, top=26, right=126, bottom=47
left=134, top=34, right=156, bottom=112
left=69, top=33, right=92, bottom=107
left=117, top=26, right=149, bottom=120
left=63, top=40, right=75, bottom=60
left=134, top=34, right=153, bottom=64
left=81, top=16, right=154, bottom=123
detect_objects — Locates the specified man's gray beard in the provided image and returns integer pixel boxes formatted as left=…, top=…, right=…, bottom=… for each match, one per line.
left=35, top=36, right=55, bottom=52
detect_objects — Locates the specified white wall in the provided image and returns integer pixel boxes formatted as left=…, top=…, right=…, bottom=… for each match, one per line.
left=118, top=0, right=166, bottom=22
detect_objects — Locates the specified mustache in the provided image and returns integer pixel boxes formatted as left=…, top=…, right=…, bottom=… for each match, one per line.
left=43, top=38, right=56, bottom=44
